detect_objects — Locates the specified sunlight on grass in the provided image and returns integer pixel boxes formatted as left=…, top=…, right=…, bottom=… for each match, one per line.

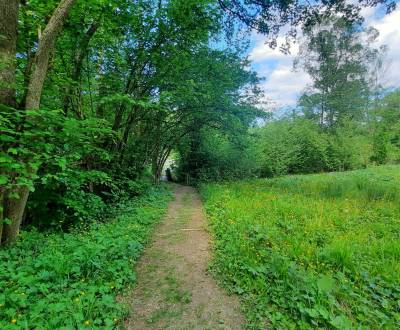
left=201, top=165, right=400, bottom=329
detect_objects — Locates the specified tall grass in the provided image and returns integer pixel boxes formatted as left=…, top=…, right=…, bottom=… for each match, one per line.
left=201, top=165, right=400, bottom=329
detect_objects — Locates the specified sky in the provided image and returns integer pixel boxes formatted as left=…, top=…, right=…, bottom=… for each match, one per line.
left=248, top=4, right=400, bottom=110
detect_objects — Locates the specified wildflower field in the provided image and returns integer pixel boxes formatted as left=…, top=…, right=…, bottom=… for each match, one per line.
left=201, top=165, right=400, bottom=329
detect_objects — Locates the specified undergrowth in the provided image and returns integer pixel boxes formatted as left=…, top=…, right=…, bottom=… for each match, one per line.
left=0, top=185, right=171, bottom=329
left=201, top=165, right=400, bottom=329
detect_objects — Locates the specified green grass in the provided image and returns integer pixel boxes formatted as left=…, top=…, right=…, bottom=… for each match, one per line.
left=201, top=165, right=400, bottom=329
left=0, top=185, right=172, bottom=329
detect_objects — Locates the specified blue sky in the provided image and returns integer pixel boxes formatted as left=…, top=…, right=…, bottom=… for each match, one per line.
left=248, top=4, right=400, bottom=110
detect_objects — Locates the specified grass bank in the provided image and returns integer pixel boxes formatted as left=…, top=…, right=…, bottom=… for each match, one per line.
left=201, top=165, right=400, bottom=329
left=0, top=185, right=172, bottom=329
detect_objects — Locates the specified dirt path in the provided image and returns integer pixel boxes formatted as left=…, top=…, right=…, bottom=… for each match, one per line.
left=125, top=185, right=244, bottom=330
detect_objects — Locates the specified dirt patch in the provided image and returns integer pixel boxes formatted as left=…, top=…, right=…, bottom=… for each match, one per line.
left=125, top=184, right=244, bottom=330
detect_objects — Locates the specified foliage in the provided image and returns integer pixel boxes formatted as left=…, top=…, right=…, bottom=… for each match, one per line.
left=1, top=0, right=398, bottom=328
left=258, top=118, right=327, bottom=177
left=2, top=0, right=266, bottom=241
left=254, top=19, right=399, bottom=180
left=218, top=0, right=396, bottom=45
left=371, top=88, right=400, bottom=163
left=295, top=18, right=382, bottom=128
left=176, top=127, right=262, bottom=183
left=0, top=185, right=171, bottom=329
left=257, top=116, right=373, bottom=177
left=0, top=107, right=117, bottom=230
left=201, top=165, right=400, bottom=329
left=1, top=0, right=395, bottom=243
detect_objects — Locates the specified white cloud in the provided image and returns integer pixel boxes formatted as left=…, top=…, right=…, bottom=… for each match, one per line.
left=366, top=7, right=400, bottom=88
left=258, top=65, right=311, bottom=107
left=249, top=34, right=310, bottom=108
left=250, top=5, right=400, bottom=108
left=249, top=36, right=300, bottom=63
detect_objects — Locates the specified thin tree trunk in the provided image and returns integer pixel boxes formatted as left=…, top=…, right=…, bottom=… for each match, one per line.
left=0, top=0, right=19, bottom=108
left=0, top=0, right=19, bottom=244
left=2, top=0, right=76, bottom=244
left=25, top=0, right=76, bottom=109
left=63, top=21, right=98, bottom=117
left=2, top=186, right=29, bottom=244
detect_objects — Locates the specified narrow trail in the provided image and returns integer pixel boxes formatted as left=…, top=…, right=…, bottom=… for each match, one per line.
left=125, top=184, right=244, bottom=330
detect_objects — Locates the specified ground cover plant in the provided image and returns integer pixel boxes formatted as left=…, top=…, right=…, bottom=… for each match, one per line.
left=0, top=186, right=171, bottom=329
left=201, top=165, right=400, bottom=329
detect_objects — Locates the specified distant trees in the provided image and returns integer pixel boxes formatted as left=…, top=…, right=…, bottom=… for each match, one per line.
left=256, top=17, right=398, bottom=178
left=295, top=18, right=383, bottom=128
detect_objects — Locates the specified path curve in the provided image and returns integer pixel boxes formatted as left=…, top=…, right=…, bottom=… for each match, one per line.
left=125, top=184, right=244, bottom=330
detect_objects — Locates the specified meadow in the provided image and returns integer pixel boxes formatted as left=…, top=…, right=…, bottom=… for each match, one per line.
left=201, top=165, right=400, bottom=329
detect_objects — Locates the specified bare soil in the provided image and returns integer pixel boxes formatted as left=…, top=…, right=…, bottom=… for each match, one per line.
left=125, top=184, right=244, bottom=330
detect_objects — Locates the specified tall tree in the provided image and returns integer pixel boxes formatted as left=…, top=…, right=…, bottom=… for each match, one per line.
left=295, top=18, right=382, bottom=128
left=0, top=0, right=76, bottom=244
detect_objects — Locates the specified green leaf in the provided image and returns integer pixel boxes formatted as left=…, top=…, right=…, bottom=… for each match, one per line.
left=0, top=175, right=8, bottom=185
left=317, top=275, right=335, bottom=293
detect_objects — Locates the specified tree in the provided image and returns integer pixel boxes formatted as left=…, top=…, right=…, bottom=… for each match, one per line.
left=0, top=0, right=76, bottom=244
left=296, top=18, right=382, bottom=128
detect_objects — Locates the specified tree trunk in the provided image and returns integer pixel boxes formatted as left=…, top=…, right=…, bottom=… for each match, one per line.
left=0, top=0, right=19, bottom=244
left=2, top=186, right=29, bottom=244
left=1, top=0, right=76, bottom=244
left=63, top=21, right=98, bottom=117
left=152, top=147, right=171, bottom=184
left=25, top=0, right=76, bottom=110
left=0, top=0, right=19, bottom=108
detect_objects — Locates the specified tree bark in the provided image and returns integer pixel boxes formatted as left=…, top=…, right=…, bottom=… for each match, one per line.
left=25, top=0, right=76, bottom=110
left=2, top=186, right=29, bottom=244
left=0, top=0, right=19, bottom=244
left=0, top=0, right=19, bottom=108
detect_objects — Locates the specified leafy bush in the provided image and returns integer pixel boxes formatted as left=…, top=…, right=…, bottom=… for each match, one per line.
left=258, top=118, right=373, bottom=177
left=177, top=128, right=262, bottom=183
left=0, top=186, right=171, bottom=329
left=109, top=179, right=152, bottom=202
left=201, top=165, right=400, bottom=329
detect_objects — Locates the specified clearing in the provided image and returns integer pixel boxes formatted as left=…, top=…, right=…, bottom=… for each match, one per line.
left=125, top=184, right=244, bottom=330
